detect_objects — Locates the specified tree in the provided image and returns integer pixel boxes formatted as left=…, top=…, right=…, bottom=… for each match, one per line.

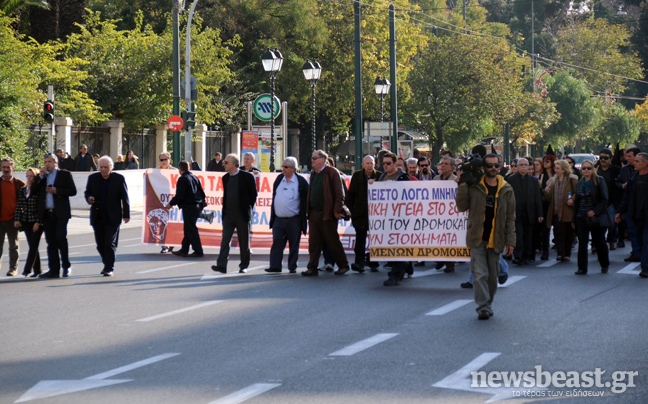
left=64, top=10, right=238, bottom=128
left=554, top=18, right=643, bottom=94
left=406, top=34, right=525, bottom=153
left=589, top=101, right=640, bottom=147
left=0, top=14, right=104, bottom=168
left=544, top=70, right=599, bottom=145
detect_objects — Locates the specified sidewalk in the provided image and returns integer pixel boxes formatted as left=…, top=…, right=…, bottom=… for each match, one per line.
left=68, top=209, right=144, bottom=236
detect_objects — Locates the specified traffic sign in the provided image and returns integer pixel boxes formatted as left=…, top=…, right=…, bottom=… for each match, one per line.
left=167, top=115, right=184, bottom=132
left=253, top=94, right=281, bottom=121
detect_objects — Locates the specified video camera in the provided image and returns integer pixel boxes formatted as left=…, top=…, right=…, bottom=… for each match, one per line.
left=457, top=144, right=487, bottom=184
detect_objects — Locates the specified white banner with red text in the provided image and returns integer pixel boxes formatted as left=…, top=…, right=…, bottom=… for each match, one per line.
left=141, top=169, right=357, bottom=251
left=367, top=181, right=470, bottom=261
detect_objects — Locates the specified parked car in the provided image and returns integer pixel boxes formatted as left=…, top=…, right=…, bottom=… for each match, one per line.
left=567, top=153, right=598, bottom=169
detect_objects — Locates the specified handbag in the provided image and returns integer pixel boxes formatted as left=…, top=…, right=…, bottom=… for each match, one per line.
left=586, top=212, right=611, bottom=228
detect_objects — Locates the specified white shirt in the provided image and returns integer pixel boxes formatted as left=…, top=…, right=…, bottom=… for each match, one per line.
left=45, top=169, right=58, bottom=209
left=273, top=174, right=300, bottom=218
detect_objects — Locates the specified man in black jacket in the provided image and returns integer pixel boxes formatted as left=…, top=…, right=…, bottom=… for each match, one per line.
left=598, top=148, right=621, bottom=251
left=506, top=158, right=543, bottom=265
left=38, top=153, right=77, bottom=278
left=212, top=154, right=258, bottom=274
left=347, top=155, right=379, bottom=272
left=265, top=157, right=308, bottom=273
left=375, top=152, right=411, bottom=285
left=73, top=144, right=97, bottom=171
left=85, top=156, right=130, bottom=276
left=166, top=161, right=206, bottom=257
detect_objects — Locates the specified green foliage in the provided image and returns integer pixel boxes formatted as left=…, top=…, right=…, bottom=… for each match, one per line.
left=406, top=34, right=524, bottom=152
left=544, top=70, right=599, bottom=144
left=590, top=102, right=640, bottom=146
left=64, top=10, right=238, bottom=128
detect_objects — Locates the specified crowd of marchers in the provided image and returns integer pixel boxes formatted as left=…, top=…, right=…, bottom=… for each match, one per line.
left=3, top=145, right=647, bottom=321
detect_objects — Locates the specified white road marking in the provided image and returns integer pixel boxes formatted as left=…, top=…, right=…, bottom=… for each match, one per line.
left=136, top=263, right=195, bottom=274
left=136, top=301, right=222, bottom=322
left=329, top=333, right=398, bottom=356
left=498, top=275, right=526, bottom=288
left=208, top=383, right=281, bottom=404
left=432, top=352, right=545, bottom=402
left=15, top=353, right=179, bottom=403
left=426, top=299, right=473, bottom=316
left=618, top=262, right=641, bottom=274
left=410, top=269, right=445, bottom=278
left=86, top=353, right=180, bottom=379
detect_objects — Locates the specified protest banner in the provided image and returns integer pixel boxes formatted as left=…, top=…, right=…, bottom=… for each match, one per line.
left=141, top=169, right=357, bottom=251
left=367, top=181, right=470, bottom=261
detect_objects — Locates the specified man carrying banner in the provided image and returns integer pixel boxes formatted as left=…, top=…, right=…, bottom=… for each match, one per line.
left=433, top=156, right=458, bottom=273
left=347, top=155, right=380, bottom=273
left=165, top=161, right=206, bottom=257
left=375, top=152, right=411, bottom=286
left=455, top=153, right=516, bottom=320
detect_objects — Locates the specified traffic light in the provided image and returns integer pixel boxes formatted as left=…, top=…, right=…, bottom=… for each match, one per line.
left=180, top=104, right=196, bottom=130
left=43, top=100, right=55, bottom=123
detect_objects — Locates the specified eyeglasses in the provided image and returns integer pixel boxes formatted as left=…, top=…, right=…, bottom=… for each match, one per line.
left=282, top=165, right=292, bottom=169
left=599, top=156, right=610, bottom=160
left=485, top=163, right=500, bottom=168
left=311, top=156, right=323, bottom=160
left=383, top=161, right=393, bottom=166
left=581, top=167, right=593, bottom=170
left=419, top=164, right=429, bottom=167
left=223, top=161, right=229, bottom=165
left=159, top=158, right=168, bottom=162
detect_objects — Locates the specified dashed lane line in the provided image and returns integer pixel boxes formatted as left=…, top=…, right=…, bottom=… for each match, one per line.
left=135, top=300, right=222, bottom=322
left=329, top=333, right=399, bottom=356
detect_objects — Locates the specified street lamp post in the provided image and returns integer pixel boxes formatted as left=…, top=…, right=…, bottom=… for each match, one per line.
left=374, top=76, right=391, bottom=122
left=261, top=48, right=283, bottom=172
left=302, top=60, right=322, bottom=156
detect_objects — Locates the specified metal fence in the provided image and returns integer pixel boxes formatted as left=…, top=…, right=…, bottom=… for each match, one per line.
left=123, top=128, right=156, bottom=168
left=202, top=129, right=231, bottom=160
left=72, top=126, right=111, bottom=158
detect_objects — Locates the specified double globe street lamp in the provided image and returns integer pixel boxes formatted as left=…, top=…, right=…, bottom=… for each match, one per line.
left=261, top=48, right=284, bottom=171
left=374, top=76, right=391, bottom=122
left=302, top=60, right=322, bottom=156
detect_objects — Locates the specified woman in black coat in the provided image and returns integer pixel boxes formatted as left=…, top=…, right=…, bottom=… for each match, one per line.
left=13, top=168, right=44, bottom=277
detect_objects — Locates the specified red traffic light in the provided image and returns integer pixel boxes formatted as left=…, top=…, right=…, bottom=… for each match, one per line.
left=43, top=100, right=55, bottom=123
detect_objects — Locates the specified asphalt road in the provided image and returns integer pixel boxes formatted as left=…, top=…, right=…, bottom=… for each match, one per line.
left=1, top=220, right=647, bottom=404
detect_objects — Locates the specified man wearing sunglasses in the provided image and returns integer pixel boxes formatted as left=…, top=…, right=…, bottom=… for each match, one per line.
left=301, top=150, right=350, bottom=276
left=417, top=156, right=434, bottom=180
left=597, top=149, right=621, bottom=251
left=455, top=153, right=516, bottom=320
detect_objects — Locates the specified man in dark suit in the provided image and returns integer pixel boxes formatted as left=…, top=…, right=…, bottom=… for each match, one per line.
left=165, top=161, right=206, bottom=257
left=346, top=155, right=379, bottom=272
left=73, top=144, right=97, bottom=171
left=85, top=156, right=130, bottom=276
left=38, top=153, right=77, bottom=278
left=206, top=152, right=225, bottom=172
left=212, top=154, right=258, bottom=274
left=507, top=158, right=543, bottom=265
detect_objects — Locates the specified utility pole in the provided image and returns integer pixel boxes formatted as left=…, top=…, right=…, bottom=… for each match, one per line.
left=389, top=4, right=398, bottom=153
left=184, top=0, right=198, bottom=162
left=353, top=0, right=363, bottom=169
left=172, top=0, right=183, bottom=164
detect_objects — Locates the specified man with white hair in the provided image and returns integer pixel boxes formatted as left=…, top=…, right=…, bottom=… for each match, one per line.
left=84, top=156, right=130, bottom=276
left=243, top=152, right=261, bottom=173
left=266, top=157, right=309, bottom=273
left=347, top=155, right=380, bottom=272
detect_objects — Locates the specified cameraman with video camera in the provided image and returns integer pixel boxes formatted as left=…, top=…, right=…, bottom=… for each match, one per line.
left=455, top=152, right=516, bottom=320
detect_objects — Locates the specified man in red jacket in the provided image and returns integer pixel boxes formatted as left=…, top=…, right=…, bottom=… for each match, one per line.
left=0, top=157, right=25, bottom=276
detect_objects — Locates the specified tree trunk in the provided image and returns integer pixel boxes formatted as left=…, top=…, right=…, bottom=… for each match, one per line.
left=58, top=0, right=85, bottom=39
left=30, top=0, right=58, bottom=44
